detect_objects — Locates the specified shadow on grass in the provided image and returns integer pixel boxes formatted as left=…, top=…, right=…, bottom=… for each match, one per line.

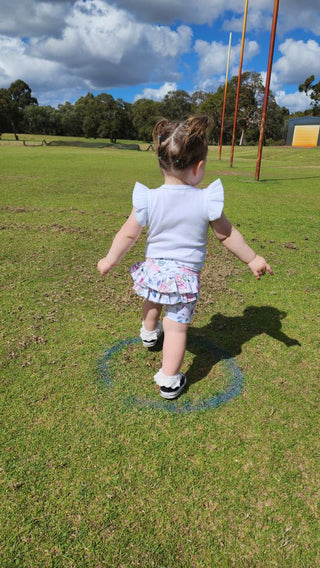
left=186, top=305, right=301, bottom=387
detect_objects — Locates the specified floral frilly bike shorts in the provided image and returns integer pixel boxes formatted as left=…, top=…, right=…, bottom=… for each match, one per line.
left=130, top=258, right=200, bottom=324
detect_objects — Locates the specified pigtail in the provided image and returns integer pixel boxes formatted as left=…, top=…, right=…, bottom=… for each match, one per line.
left=153, top=119, right=169, bottom=152
left=153, top=115, right=212, bottom=172
left=186, top=116, right=213, bottom=140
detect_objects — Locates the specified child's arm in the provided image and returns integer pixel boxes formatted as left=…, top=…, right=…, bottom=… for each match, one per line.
left=97, top=208, right=143, bottom=276
left=210, top=213, right=273, bottom=279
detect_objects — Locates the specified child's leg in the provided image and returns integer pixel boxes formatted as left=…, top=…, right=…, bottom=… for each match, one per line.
left=142, top=299, right=162, bottom=331
left=153, top=301, right=196, bottom=398
left=139, top=299, right=163, bottom=347
left=162, top=317, right=188, bottom=376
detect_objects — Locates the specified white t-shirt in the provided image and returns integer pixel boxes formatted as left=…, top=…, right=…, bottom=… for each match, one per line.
left=133, top=178, right=224, bottom=269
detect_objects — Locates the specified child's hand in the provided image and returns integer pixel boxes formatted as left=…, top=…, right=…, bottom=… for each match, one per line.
left=248, top=255, right=273, bottom=280
left=97, top=258, right=112, bottom=276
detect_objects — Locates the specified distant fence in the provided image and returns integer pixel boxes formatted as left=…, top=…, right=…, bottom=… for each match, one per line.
left=0, top=139, right=156, bottom=151
left=43, top=140, right=142, bottom=150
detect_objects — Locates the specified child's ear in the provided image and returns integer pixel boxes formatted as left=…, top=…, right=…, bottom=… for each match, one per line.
left=193, top=160, right=205, bottom=175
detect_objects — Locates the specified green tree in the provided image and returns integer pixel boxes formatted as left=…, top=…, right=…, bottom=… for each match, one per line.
left=73, top=93, right=96, bottom=136
left=23, top=105, right=60, bottom=135
left=190, top=91, right=211, bottom=113
left=122, top=101, right=136, bottom=139
left=198, top=72, right=288, bottom=146
left=298, top=75, right=320, bottom=115
left=57, top=101, right=84, bottom=136
left=9, top=79, right=38, bottom=109
left=233, top=72, right=264, bottom=145
left=160, top=90, right=192, bottom=120
left=265, top=101, right=289, bottom=144
left=0, top=89, right=11, bottom=136
left=1, top=79, right=38, bottom=138
left=198, top=92, right=223, bottom=144
left=75, top=93, right=133, bottom=142
left=81, top=97, right=102, bottom=138
left=95, top=94, right=128, bottom=143
left=132, top=99, right=161, bottom=141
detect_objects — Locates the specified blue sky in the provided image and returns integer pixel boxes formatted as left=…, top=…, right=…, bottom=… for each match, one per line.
left=0, top=0, right=319, bottom=113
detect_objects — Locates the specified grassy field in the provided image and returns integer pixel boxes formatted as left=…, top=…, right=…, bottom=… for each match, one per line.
left=0, top=141, right=319, bottom=567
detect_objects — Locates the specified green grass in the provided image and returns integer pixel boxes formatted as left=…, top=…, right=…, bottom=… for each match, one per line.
left=1, top=143, right=319, bottom=567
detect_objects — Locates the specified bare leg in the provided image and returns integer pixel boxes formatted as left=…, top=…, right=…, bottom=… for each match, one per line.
left=142, top=299, right=162, bottom=331
left=162, top=317, right=188, bottom=376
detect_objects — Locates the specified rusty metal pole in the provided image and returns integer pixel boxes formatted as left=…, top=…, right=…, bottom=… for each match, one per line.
left=219, top=32, right=232, bottom=160
left=255, top=0, right=279, bottom=180
left=230, top=0, right=249, bottom=167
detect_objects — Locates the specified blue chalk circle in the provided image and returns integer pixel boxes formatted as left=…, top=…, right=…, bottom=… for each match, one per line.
left=97, top=336, right=244, bottom=413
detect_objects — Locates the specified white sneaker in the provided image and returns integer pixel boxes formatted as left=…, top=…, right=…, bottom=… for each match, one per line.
left=154, top=369, right=187, bottom=400
left=140, top=321, right=163, bottom=348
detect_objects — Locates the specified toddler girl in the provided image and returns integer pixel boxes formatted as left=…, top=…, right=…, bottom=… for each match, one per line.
left=97, top=116, right=273, bottom=400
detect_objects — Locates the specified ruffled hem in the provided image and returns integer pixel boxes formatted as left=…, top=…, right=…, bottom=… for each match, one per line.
left=130, top=259, right=200, bottom=305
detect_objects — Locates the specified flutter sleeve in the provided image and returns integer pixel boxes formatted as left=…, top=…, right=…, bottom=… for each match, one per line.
left=206, top=178, right=224, bottom=221
left=132, top=182, right=149, bottom=227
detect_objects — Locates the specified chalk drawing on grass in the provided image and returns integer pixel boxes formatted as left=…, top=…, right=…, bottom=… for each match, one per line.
left=97, top=337, right=244, bottom=413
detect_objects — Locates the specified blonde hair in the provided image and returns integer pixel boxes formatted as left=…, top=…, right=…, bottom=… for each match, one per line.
left=152, top=116, right=212, bottom=172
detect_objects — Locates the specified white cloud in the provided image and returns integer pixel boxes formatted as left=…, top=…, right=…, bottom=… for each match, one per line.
left=114, top=0, right=244, bottom=25
left=195, top=38, right=260, bottom=89
left=0, top=0, right=192, bottom=103
left=0, top=35, right=87, bottom=105
left=275, top=0, right=320, bottom=36
left=257, top=71, right=313, bottom=114
left=1, top=0, right=319, bottom=109
left=1, top=0, right=320, bottom=37
left=274, top=39, right=320, bottom=85
left=134, top=82, right=177, bottom=102
left=27, top=0, right=192, bottom=89
left=222, top=0, right=320, bottom=36
left=222, top=10, right=272, bottom=33
left=114, top=0, right=320, bottom=34
left=101, top=0, right=319, bottom=37
left=275, top=90, right=312, bottom=113
left=0, top=0, right=72, bottom=37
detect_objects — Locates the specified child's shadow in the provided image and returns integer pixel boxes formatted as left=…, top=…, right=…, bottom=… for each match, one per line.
left=186, top=306, right=301, bottom=386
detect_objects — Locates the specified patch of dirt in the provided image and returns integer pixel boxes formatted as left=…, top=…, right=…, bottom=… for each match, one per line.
left=1, top=205, right=90, bottom=215
left=197, top=245, right=241, bottom=309
left=2, top=206, right=31, bottom=213
left=0, top=222, right=97, bottom=235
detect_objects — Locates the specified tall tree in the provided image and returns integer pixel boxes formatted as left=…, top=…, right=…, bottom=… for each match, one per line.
left=0, top=89, right=11, bottom=135
left=265, top=101, right=289, bottom=144
left=57, top=101, right=84, bottom=136
left=197, top=92, right=223, bottom=144
left=299, top=75, right=320, bottom=115
left=23, top=105, right=60, bottom=135
left=190, top=91, right=211, bottom=113
left=160, top=90, right=192, bottom=120
left=95, top=94, right=128, bottom=143
left=132, top=99, right=161, bottom=141
left=232, top=72, right=264, bottom=145
left=7, top=80, right=38, bottom=138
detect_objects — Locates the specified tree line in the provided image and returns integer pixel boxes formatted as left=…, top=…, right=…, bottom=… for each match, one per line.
left=1, top=74, right=319, bottom=144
